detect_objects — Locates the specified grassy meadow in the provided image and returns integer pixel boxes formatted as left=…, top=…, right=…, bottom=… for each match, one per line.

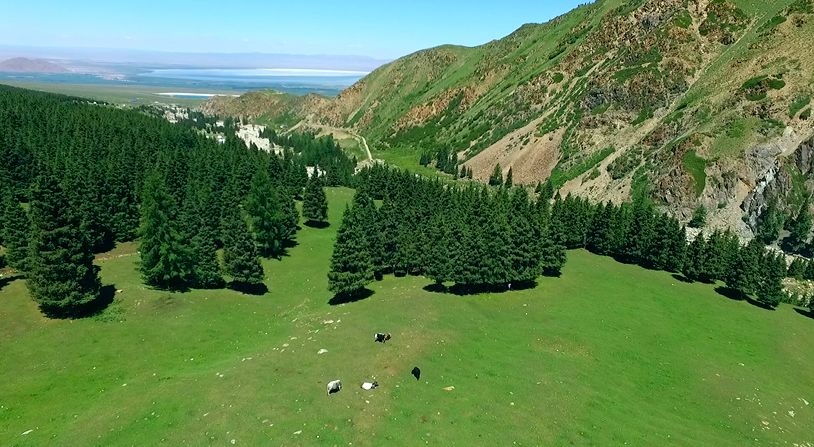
left=1, top=187, right=813, bottom=446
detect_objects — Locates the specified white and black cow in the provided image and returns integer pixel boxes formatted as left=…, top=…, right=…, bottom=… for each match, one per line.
left=361, top=381, right=379, bottom=390
left=326, top=379, right=342, bottom=396
left=374, top=332, right=392, bottom=343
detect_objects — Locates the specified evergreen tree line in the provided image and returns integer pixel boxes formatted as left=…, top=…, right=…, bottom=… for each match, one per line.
left=489, top=164, right=514, bottom=188
left=259, top=129, right=356, bottom=186
left=329, top=164, right=793, bottom=309
left=0, top=85, right=332, bottom=312
left=328, top=164, right=567, bottom=297
left=418, top=148, right=475, bottom=179
left=545, top=194, right=788, bottom=309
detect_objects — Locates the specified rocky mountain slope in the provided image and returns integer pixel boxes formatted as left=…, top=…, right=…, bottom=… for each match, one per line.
left=204, top=0, right=814, bottom=235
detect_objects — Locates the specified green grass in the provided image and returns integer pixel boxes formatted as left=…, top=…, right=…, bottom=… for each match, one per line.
left=682, top=150, right=708, bottom=196
left=372, top=146, right=453, bottom=179
left=710, top=117, right=759, bottom=158
left=549, top=147, right=615, bottom=188
left=0, top=81, right=235, bottom=107
left=789, top=95, right=811, bottom=118
left=3, top=188, right=814, bottom=446
left=336, top=138, right=368, bottom=161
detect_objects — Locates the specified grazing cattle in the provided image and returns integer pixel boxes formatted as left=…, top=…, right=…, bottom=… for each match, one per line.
left=374, top=332, right=392, bottom=343
left=361, top=381, right=379, bottom=390
left=411, top=366, right=421, bottom=380
left=326, top=379, right=342, bottom=396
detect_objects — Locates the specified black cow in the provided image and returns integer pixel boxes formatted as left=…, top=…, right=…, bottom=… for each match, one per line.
left=411, top=366, right=421, bottom=380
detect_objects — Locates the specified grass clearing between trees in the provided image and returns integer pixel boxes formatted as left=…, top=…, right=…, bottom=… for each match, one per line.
left=1, top=188, right=813, bottom=445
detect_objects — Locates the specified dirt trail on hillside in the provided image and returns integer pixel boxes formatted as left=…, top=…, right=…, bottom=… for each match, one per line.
left=291, top=118, right=373, bottom=161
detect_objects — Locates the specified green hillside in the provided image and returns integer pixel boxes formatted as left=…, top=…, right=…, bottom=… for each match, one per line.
left=206, top=0, right=814, bottom=232
left=2, top=188, right=813, bottom=445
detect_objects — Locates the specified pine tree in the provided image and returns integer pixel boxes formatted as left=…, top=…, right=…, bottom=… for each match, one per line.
left=351, top=190, right=379, bottom=263
left=755, top=201, right=784, bottom=245
left=27, top=172, right=101, bottom=316
left=1, top=192, right=30, bottom=273
left=507, top=188, right=542, bottom=283
left=682, top=234, right=707, bottom=281
left=540, top=219, right=567, bottom=276
left=180, top=189, right=223, bottom=289
left=505, top=168, right=514, bottom=188
left=586, top=202, right=614, bottom=255
left=755, top=251, right=786, bottom=309
left=488, top=164, right=503, bottom=187
left=139, top=172, right=195, bottom=290
left=328, top=204, right=374, bottom=297
left=688, top=204, right=707, bottom=228
left=805, top=258, right=814, bottom=281
left=222, top=207, right=265, bottom=289
left=425, top=212, right=455, bottom=285
left=622, top=197, right=655, bottom=264
left=245, top=169, right=296, bottom=256
left=726, top=238, right=763, bottom=297
left=787, top=257, right=806, bottom=279
left=302, top=174, right=328, bottom=225
left=784, top=203, right=811, bottom=254
left=373, top=197, right=400, bottom=274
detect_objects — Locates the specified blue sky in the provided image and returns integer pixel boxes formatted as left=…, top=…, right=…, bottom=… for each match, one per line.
left=0, top=0, right=588, bottom=59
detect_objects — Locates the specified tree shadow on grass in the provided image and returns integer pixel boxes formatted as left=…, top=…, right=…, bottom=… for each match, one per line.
left=715, top=286, right=777, bottom=311
left=671, top=274, right=694, bottom=284
left=715, top=286, right=745, bottom=301
left=542, top=268, right=562, bottom=278
left=328, top=288, right=374, bottom=306
left=423, top=280, right=538, bottom=296
left=42, top=284, right=117, bottom=319
left=228, top=282, right=269, bottom=296
left=794, top=307, right=814, bottom=320
left=744, top=297, right=778, bottom=311
left=304, top=220, right=330, bottom=229
left=0, top=273, right=20, bottom=292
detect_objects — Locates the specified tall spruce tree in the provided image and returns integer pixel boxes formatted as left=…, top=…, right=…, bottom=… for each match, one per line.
left=540, top=219, right=567, bottom=276
left=328, top=204, right=374, bottom=297
left=787, top=257, right=806, bottom=279
left=755, top=251, right=786, bottom=309
left=682, top=234, right=707, bottom=281
left=222, top=207, right=265, bottom=289
left=139, top=172, right=195, bottom=290
left=507, top=188, right=542, bottom=283
left=688, top=204, right=707, bottom=228
left=755, top=201, right=784, bottom=245
left=726, top=238, right=763, bottom=297
left=373, top=197, right=400, bottom=274
left=302, top=174, right=328, bottom=225
left=27, top=172, right=101, bottom=316
left=1, top=192, right=30, bottom=273
left=425, top=212, right=455, bottom=285
left=488, top=164, right=503, bottom=187
left=180, top=188, right=223, bottom=289
left=245, top=169, right=297, bottom=257
left=784, top=203, right=811, bottom=254
left=505, top=168, right=514, bottom=188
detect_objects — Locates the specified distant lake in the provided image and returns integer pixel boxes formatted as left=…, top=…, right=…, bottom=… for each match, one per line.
left=0, top=67, right=367, bottom=97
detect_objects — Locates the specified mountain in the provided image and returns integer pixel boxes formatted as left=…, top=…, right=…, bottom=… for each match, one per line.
left=204, top=0, right=814, bottom=236
left=0, top=57, right=69, bottom=73
left=0, top=46, right=387, bottom=71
